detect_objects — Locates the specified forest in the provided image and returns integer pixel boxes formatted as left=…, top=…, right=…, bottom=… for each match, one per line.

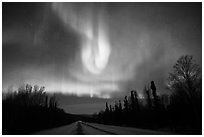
left=2, top=85, right=78, bottom=134
left=95, top=55, right=202, bottom=134
left=2, top=55, right=202, bottom=134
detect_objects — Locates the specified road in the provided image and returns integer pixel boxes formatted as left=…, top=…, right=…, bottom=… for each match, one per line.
left=34, top=121, right=170, bottom=135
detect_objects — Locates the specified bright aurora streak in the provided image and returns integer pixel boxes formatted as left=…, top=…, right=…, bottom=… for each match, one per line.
left=81, top=19, right=111, bottom=75
left=49, top=3, right=115, bottom=98
left=52, top=3, right=111, bottom=75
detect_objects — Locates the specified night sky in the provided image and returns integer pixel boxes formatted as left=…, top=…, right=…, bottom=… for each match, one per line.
left=3, top=3, right=202, bottom=114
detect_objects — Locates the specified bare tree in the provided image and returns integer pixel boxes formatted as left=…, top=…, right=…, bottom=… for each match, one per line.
left=168, top=55, right=202, bottom=129
left=168, top=55, right=201, bottom=96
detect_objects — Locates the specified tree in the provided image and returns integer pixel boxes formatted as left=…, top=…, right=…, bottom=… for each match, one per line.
left=168, top=55, right=201, bottom=96
left=133, top=91, right=139, bottom=111
left=3, top=84, right=69, bottom=134
left=130, top=90, right=136, bottom=110
left=109, top=105, right=112, bottom=113
left=123, top=96, right=129, bottom=112
left=105, top=102, right=109, bottom=113
left=150, top=81, right=157, bottom=98
left=118, top=100, right=122, bottom=112
left=150, top=81, right=159, bottom=108
left=144, top=86, right=152, bottom=109
left=168, top=55, right=202, bottom=133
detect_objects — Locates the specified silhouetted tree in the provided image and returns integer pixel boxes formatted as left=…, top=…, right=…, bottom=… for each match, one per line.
left=119, top=100, right=122, bottom=111
left=151, top=81, right=156, bottom=97
left=109, top=105, right=112, bottom=113
left=105, top=102, right=109, bottom=113
left=49, top=96, right=58, bottom=109
left=168, top=55, right=202, bottom=133
left=133, top=91, right=139, bottom=111
left=114, top=101, right=119, bottom=112
left=45, top=96, right=48, bottom=108
left=96, top=55, right=202, bottom=134
left=144, top=86, right=152, bottom=109
left=150, top=81, right=159, bottom=109
left=168, top=55, right=201, bottom=98
left=130, top=90, right=136, bottom=110
left=3, top=84, right=71, bottom=135
left=124, top=96, right=129, bottom=112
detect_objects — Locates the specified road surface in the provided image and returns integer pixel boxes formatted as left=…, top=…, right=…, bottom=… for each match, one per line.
left=34, top=121, right=170, bottom=135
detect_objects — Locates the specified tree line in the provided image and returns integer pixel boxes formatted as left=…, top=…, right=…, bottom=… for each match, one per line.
left=95, top=55, right=202, bottom=134
left=2, top=84, right=76, bottom=134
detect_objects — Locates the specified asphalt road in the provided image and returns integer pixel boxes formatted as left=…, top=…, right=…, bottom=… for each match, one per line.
left=34, top=121, right=170, bottom=135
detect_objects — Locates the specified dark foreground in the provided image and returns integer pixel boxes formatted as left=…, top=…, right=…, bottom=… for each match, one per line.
left=34, top=121, right=171, bottom=135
